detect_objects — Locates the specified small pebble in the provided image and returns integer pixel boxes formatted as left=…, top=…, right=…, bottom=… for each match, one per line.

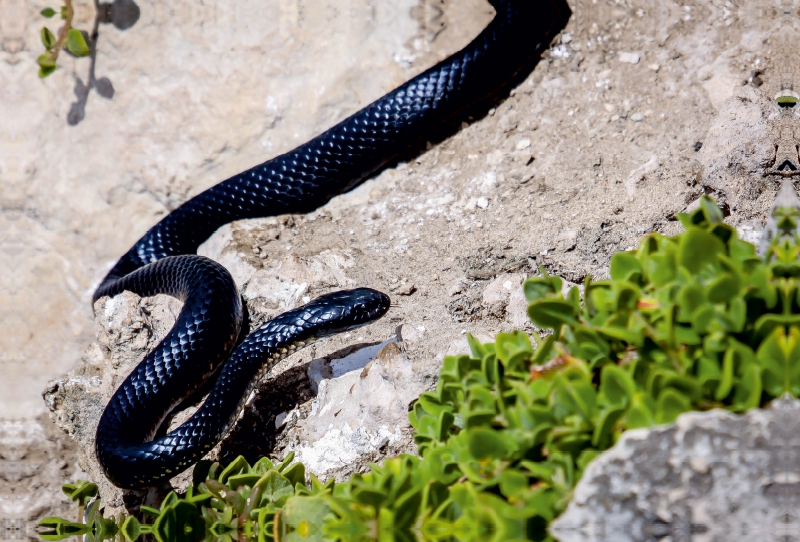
left=631, top=112, right=644, bottom=122
left=449, top=280, right=466, bottom=296
left=618, top=51, right=640, bottom=64
left=693, top=141, right=703, bottom=152
left=561, top=33, right=572, bottom=44
left=476, top=197, right=490, bottom=209
left=396, top=283, right=417, bottom=296
left=515, top=138, right=532, bottom=150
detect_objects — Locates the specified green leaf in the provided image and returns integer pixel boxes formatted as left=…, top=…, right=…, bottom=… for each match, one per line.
left=253, top=470, right=295, bottom=506
left=716, top=349, right=736, bottom=400
left=252, top=456, right=276, bottom=474
left=218, top=455, right=250, bottom=484
left=465, top=428, right=511, bottom=461
left=41, top=7, right=57, bottom=17
left=284, top=496, right=331, bottom=542
left=418, top=392, right=450, bottom=417
left=592, top=406, right=625, bottom=449
left=626, top=393, right=656, bottom=429
left=677, top=229, right=725, bottom=274
left=494, top=331, right=533, bottom=369
left=609, top=252, right=642, bottom=282
left=467, top=333, right=488, bottom=359
left=655, top=389, right=691, bottom=425
left=38, top=52, right=57, bottom=77
left=41, top=27, right=56, bottom=50
left=758, top=325, right=800, bottom=396
left=282, top=462, right=306, bottom=488
left=599, top=364, right=636, bottom=407
left=731, top=362, right=762, bottom=411
left=707, top=273, right=740, bottom=303
left=37, top=518, right=90, bottom=541
left=153, top=505, right=176, bottom=542
left=499, top=469, right=530, bottom=500
left=227, top=473, right=263, bottom=489
left=121, top=516, right=141, bottom=542
left=61, top=480, right=97, bottom=504
left=523, top=275, right=562, bottom=303
left=527, top=298, right=579, bottom=329
left=645, top=252, right=676, bottom=286
left=66, top=28, right=91, bottom=57
left=699, top=195, right=725, bottom=225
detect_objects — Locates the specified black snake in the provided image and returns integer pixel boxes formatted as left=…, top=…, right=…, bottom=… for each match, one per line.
left=94, top=0, right=570, bottom=490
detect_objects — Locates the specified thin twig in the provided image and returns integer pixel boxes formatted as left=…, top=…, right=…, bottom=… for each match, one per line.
left=47, top=0, right=74, bottom=62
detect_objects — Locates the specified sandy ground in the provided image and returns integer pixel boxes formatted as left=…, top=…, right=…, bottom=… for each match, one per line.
left=2, top=0, right=794, bottom=536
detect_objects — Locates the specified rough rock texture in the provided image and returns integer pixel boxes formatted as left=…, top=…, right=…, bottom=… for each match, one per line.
left=2, top=0, right=490, bottom=418
left=550, top=396, right=800, bottom=542
left=0, top=416, right=80, bottom=539
left=698, top=86, right=776, bottom=211
left=43, top=288, right=436, bottom=514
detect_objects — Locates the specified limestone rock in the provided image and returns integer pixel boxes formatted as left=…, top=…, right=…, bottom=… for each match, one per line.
left=550, top=396, right=800, bottom=542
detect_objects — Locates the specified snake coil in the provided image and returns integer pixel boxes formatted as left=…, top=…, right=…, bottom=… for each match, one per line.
left=94, top=0, right=570, bottom=490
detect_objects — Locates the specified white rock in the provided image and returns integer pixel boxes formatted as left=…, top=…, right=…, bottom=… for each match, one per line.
left=476, top=197, right=490, bottom=209
left=478, top=171, right=498, bottom=192
left=618, top=51, right=640, bottom=64
left=515, top=138, right=532, bottom=150
left=286, top=342, right=431, bottom=480
left=482, top=274, right=524, bottom=320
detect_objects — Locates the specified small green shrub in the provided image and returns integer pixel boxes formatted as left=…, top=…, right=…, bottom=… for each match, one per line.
left=40, top=196, right=800, bottom=541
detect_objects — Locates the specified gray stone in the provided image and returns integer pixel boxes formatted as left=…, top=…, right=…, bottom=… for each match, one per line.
left=550, top=396, right=800, bottom=542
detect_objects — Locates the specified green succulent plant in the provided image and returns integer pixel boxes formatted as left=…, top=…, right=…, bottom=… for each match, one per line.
left=40, top=195, right=800, bottom=541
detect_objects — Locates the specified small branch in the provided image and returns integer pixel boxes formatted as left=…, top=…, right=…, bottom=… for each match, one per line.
left=47, top=0, right=74, bottom=62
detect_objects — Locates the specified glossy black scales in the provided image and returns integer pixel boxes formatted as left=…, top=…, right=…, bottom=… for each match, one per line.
left=96, top=287, right=389, bottom=489
left=94, top=0, right=570, bottom=490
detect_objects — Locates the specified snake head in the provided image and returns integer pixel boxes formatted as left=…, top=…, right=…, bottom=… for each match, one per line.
left=302, top=287, right=391, bottom=336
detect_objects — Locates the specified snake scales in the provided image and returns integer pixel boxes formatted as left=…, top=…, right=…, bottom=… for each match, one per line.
left=93, top=0, right=570, bottom=490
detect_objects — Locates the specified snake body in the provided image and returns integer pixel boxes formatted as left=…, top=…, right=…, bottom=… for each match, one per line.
left=94, top=0, right=570, bottom=490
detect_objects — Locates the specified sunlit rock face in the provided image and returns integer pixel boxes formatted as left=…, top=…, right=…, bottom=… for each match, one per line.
left=550, top=396, right=800, bottom=542
left=1, top=0, right=487, bottom=418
